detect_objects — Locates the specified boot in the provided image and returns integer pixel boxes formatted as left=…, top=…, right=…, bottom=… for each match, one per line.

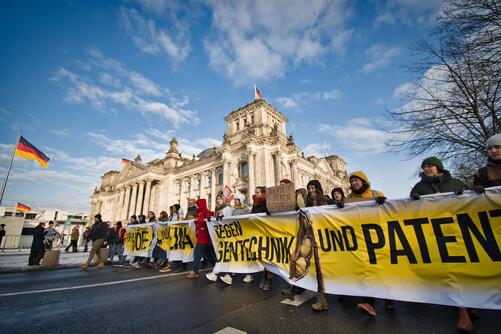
left=281, top=285, right=295, bottom=300
left=96, top=263, right=105, bottom=269
left=262, top=276, right=272, bottom=291
left=312, top=293, right=329, bottom=311
left=79, top=263, right=89, bottom=271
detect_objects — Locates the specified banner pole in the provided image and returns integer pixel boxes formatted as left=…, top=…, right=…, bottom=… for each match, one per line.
left=0, top=131, right=21, bottom=206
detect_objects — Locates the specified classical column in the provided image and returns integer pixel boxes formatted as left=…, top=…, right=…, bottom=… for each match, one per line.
left=129, top=183, right=138, bottom=216
left=273, top=153, right=280, bottom=185
left=122, top=185, right=132, bottom=220
left=223, top=159, right=230, bottom=187
left=143, top=179, right=153, bottom=214
left=200, top=172, right=207, bottom=200
left=248, top=152, right=255, bottom=199
left=135, top=180, right=145, bottom=215
left=210, top=169, right=216, bottom=209
left=181, top=177, right=189, bottom=209
left=188, top=176, right=194, bottom=199
left=115, top=189, right=124, bottom=221
left=290, top=160, right=298, bottom=184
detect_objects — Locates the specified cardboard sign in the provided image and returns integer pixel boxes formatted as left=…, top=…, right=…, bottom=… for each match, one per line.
left=266, top=183, right=296, bottom=213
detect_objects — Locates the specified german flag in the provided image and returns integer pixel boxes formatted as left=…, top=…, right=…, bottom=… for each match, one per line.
left=121, top=158, right=131, bottom=165
left=15, top=136, right=50, bottom=168
left=15, top=203, right=31, bottom=213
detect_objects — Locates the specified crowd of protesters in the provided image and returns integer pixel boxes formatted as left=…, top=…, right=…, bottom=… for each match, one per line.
left=28, top=134, right=499, bottom=333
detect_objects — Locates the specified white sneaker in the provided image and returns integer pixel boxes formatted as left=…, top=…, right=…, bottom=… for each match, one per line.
left=205, top=272, right=218, bottom=282
left=243, top=274, right=253, bottom=283
left=220, top=274, right=233, bottom=285
left=130, top=262, right=141, bottom=269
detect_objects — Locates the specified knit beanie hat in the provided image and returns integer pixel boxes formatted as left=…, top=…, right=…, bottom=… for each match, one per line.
left=486, top=134, right=501, bottom=148
left=421, top=156, right=444, bottom=171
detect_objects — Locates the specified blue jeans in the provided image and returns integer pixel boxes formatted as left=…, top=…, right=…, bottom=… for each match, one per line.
left=116, top=243, right=125, bottom=264
left=108, top=244, right=117, bottom=262
left=192, top=243, right=215, bottom=273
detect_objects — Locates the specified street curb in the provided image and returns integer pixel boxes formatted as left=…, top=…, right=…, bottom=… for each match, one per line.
left=0, top=263, right=82, bottom=274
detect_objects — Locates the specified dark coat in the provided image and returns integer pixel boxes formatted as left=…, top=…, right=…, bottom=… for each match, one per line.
left=411, top=170, right=465, bottom=196
left=473, top=157, right=501, bottom=187
left=251, top=199, right=268, bottom=214
left=31, top=225, right=45, bottom=252
left=90, top=220, right=108, bottom=241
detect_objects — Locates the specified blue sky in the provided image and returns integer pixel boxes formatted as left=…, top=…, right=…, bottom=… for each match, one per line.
left=0, top=0, right=444, bottom=210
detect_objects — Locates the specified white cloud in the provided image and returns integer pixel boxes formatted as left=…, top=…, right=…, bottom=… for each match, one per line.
left=204, top=0, right=354, bottom=84
left=49, top=128, right=71, bottom=138
left=274, top=89, right=342, bottom=110
left=374, top=0, right=443, bottom=27
left=393, top=81, right=417, bottom=99
left=51, top=49, right=198, bottom=128
left=319, top=117, right=393, bottom=154
left=86, top=131, right=222, bottom=162
left=275, top=97, right=299, bottom=109
left=119, top=6, right=190, bottom=63
left=362, top=44, right=401, bottom=74
left=303, top=142, right=330, bottom=157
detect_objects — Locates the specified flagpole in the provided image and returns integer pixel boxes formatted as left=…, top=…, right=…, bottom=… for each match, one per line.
left=0, top=131, right=21, bottom=206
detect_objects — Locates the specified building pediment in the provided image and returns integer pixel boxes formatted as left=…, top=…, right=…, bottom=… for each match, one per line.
left=114, top=162, right=147, bottom=184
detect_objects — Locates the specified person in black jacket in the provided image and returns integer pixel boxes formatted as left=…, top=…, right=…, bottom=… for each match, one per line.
left=80, top=214, right=108, bottom=271
left=410, top=157, right=472, bottom=332
left=28, top=222, right=45, bottom=265
left=410, top=157, right=465, bottom=198
left=251, top=186, right=269, bottom=214
left=251, top=186, right=274, bottom=290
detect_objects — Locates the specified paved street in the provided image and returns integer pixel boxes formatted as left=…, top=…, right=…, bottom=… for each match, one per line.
left=0, top=266, right=499, bottom=334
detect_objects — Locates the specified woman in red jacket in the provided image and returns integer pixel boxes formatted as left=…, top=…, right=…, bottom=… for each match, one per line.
left=186, top=198, right=216, bottom=279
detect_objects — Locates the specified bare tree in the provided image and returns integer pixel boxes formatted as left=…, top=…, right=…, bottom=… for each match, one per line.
left=388, top=0, right=501, bottom=173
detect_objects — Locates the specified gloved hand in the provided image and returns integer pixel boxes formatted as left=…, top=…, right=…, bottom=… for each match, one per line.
left=410, top=192, right=420, bottom=200
left=206, top=216, right=211, bottom=222
left=472, top=185, right=485, bottom=194
left=454, top=188, right=464, bottom=196
left=266, top=210, right=271, bottom=216
left=375, top=196, right=387, bottom=205
left=216, top=215, right=224, bottom=221
left=336, top=200, right=344, bottom=209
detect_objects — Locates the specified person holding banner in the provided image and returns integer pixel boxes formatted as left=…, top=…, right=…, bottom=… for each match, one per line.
left=251, top=186, right=275, bottom=291
left=344, top=171, right=394, bottom=316
left=212, top=193, right=253, bottom=285
left=409, top=157, right=474, bottom=332
left=304, top=180, right=332, bottom=311
left=295, top=188, right=307, bottom=210
left=328, top=187, right=345, bottom=207
left=410, top=157, right=465, bottom=198
left=473, top=134, right=501, bottom=191
left=186, top=199, right=198, bottom=220
left=186, top=198, right=216, bottom=279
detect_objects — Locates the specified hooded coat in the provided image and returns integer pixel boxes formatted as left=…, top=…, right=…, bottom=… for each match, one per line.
left=346, top=171, right=384, bottom=203
left=411, top=170, right=465, bottom=195
left=195, top=198, right=213, bottom=244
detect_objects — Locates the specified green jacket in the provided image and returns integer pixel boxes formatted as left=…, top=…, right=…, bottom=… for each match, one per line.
left=411, top=170, right=465, bottom=195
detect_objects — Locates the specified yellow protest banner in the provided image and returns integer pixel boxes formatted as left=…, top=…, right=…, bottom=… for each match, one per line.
left=124, top=223, right=155, bottom=257
left=124, top=221, right=196, bottom=262
left=157, top=220, right=196, bottom=262
left=208, top=187, right=501, bottom=309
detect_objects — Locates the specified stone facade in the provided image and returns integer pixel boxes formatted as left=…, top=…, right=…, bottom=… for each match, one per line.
left=90, top=99, right=349, bottom=221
